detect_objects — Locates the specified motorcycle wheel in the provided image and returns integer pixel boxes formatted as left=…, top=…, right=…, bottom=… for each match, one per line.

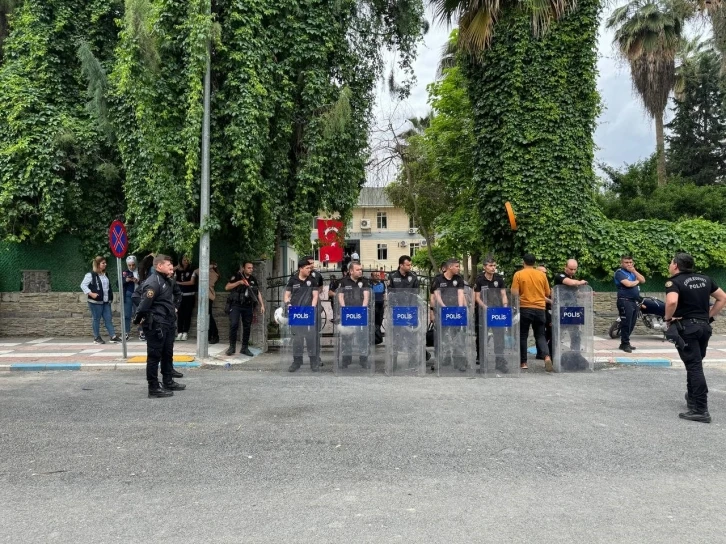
left=608, top=321, right=621, bottom=339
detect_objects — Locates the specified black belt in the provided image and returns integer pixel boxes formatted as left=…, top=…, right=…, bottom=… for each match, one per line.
left=685, top=318, right=709, bottom=324
left=617, top=297, right=639, bottom=302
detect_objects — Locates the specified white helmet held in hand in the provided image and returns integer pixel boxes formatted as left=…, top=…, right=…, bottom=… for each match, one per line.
left=274, top=307, right=288, bottom=326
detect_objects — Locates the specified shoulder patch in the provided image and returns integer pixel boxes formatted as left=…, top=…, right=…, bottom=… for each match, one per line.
left=665, top=281, right=673, bottom=288
left=146, top=290, right=155, bottom=298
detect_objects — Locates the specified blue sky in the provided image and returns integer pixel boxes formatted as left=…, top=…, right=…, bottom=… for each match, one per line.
left=372, top=7, right=660, bottom=175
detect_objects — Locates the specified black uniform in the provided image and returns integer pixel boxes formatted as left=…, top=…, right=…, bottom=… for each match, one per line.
left=285, top=274, right=319, bottom=371
left=431, top=273, right=467, bottom=370
left=551, top=272, right=581, bottom=357
left=474, top=273, right=507, bottom=370
left=228, top=271, right=261, bottom=352
left=387, top=269, right=423, bottom=369
left=338, top=276, right=371, bottom=368
left=388, top=269, right=420, bottom=290
left=135, top=272, right=181, bottom=390
left=666, top=272, right=718, bottom=413
left=174, top=267, right=196, bottom=335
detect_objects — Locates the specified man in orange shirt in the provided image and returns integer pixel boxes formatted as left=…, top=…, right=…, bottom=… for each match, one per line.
left=511, top=254, right=553, bottom=371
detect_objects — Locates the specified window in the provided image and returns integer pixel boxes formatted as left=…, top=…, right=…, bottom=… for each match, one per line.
left=409, top=216, right=416, bottom=229
left=376, top=212, right=387, bottom=229
left=409, top=243, right=420, bottom=256
left=377, top=244, right=388, bottom=260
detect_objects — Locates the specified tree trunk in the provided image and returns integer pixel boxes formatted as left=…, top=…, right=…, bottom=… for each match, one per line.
left=655, top=113, right=667, bottom=187
left=469, top=251, right=480, bottom=285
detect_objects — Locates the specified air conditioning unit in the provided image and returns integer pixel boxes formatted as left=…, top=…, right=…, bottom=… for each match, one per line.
left=360, top=219, right=371, bottom=229
left=408, top=227, right=418, bottom=235
left=420, top=239, right=428, bottom=247
left=398, top=241, right=408, bottom=248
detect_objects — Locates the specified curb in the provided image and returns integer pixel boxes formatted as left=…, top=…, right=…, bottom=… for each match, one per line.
left=2, top=361, right=203, bottom=372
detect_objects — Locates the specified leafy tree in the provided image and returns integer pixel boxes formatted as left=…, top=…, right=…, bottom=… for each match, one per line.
left=606, top=0, right=684, bottom=187
left=0, top=0, right=124, bottom=257
left=667, top=47, right=726, bottom=185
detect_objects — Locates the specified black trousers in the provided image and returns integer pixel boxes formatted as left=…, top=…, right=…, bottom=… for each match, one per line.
left=375, top=301, right=384, bottom=330
left=520, top=308, right=549, bottom=363
left=208, top=299, right=218, bottom=340
left=616, top=297, right=639, bottom=345
left=676, top=321, right=712, bottom=412
left=475, top=310, right=505, bottom=363
left=178, top=295, right=195, bottom=334
left=229, top=305, right=254, bottom=348
left=146, top=322, right=175, bottom=388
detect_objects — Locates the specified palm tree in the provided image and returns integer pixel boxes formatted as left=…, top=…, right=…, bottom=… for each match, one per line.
left=431, top=0, right=579, bottom=55
left=606, top=0, right=684, bottom=187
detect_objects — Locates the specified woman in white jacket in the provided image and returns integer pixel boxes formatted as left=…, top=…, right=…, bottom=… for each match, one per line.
left=81, top=256, right=121, bottom=344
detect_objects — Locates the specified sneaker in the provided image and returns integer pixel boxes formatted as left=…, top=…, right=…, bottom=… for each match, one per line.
left=678, top=410, right=711, bottom=423
left=544, top=357, right=553, bottom=372
left=139, top=333, right=146, bottom=341
left=109, top=335, right=121, bottom=343
left=125, top=333, right=130, bottom=341
left=93, top=336, right=105, bottom=345
left=176, top=333, right=182, bottom=341
left=181, top=332, right=188, bottom=341
left=520, top=362, right=528, bottom=370
left=618, top=343, right=633, bottom=353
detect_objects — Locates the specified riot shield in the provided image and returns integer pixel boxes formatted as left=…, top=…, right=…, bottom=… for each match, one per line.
left=280, top=302, right=321, bottom=374
left=479, top=288, right=520, bottom=377
left=385, top=289, right=426, bottom=376
left=334, top=288, right=374, bottom=376
left=552, top=285, right=594, bottom=372
left=435, top=286, right=475, bottom=377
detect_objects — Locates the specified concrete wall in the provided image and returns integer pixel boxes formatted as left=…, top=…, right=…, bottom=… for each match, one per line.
left=2, top=287, right=724, bottom=340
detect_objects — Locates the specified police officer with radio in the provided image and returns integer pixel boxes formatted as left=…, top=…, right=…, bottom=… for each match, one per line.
left=225, top=261, right=265, bottom=356
left=133, top=254, right=186, bottom=398
left=664, top=252, right=726, bottom=423
left=387, top=255, right=427, bottom=367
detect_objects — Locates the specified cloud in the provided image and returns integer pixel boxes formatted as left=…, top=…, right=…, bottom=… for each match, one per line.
left=372, top=8, right=659, bottom=176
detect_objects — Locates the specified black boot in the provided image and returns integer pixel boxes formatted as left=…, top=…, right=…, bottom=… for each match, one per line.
left=171, top=368, right=184, bottom=378
left=225, top=345, right=235, bottom=356
left=288, top=358, right=302, bottom=372
left=149, top=386, right=173, bottom=398
left=678, top=410, right=711, bottom=423
left=163, top=381, right=186, bottom=391
left=310, top=356, right=320, bottom=372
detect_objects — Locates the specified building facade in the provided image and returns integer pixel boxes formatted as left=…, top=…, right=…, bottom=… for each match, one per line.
left=312, top=187, right=428, bottom=270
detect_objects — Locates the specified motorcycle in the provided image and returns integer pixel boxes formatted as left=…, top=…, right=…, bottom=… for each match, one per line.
left=608, top=296, right=667, bottom=339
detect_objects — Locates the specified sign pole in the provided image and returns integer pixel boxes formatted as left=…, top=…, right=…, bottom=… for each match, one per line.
left=109, top=219, right=130, bottom=360
left=117, top=257, right=127, bottom=359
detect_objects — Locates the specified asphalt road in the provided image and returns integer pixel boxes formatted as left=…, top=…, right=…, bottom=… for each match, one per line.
left=1, top=366, right=725, bottom=543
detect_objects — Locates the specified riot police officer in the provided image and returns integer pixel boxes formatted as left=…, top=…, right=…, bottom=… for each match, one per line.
left=664, top=253, right=726, bottom=423
left=474, top=256, right=508, bottom=372
left=337, top=261, right=371, bottom=368
left=134, top=254, right=186, bottom=398
left=285, top=259, right=320, bottom=372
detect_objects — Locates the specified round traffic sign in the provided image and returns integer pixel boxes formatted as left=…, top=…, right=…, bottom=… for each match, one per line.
left=109, top=220, right=128, bottom=258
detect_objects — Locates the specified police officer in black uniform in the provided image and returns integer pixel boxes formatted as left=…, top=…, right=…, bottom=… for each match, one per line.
left=664, top=252, right=726, bottom=423
left=430, top=258, right=468, bottom=371
left=551, top=259, right=588, bottom=358
left=386, top=255, right=427, bottom=367
left=133, top=254, right=186, bottom=398
left=337, top=261, right=371, bottom=368
left=474, top=256, right=508, bottom=372
left=285, top=258, right=320, bottom=372
left=225, top=261, right=265, bottom=356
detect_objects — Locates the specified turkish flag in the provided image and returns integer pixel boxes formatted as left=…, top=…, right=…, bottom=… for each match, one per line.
left=317, top=219, right=344, bottom=263
left=317, top=219, right=343, bottom=244
left=320, top=244, right=343, bottom=263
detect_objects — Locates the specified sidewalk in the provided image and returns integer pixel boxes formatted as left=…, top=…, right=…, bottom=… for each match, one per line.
left=1, top=333, right=726, bottom=371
